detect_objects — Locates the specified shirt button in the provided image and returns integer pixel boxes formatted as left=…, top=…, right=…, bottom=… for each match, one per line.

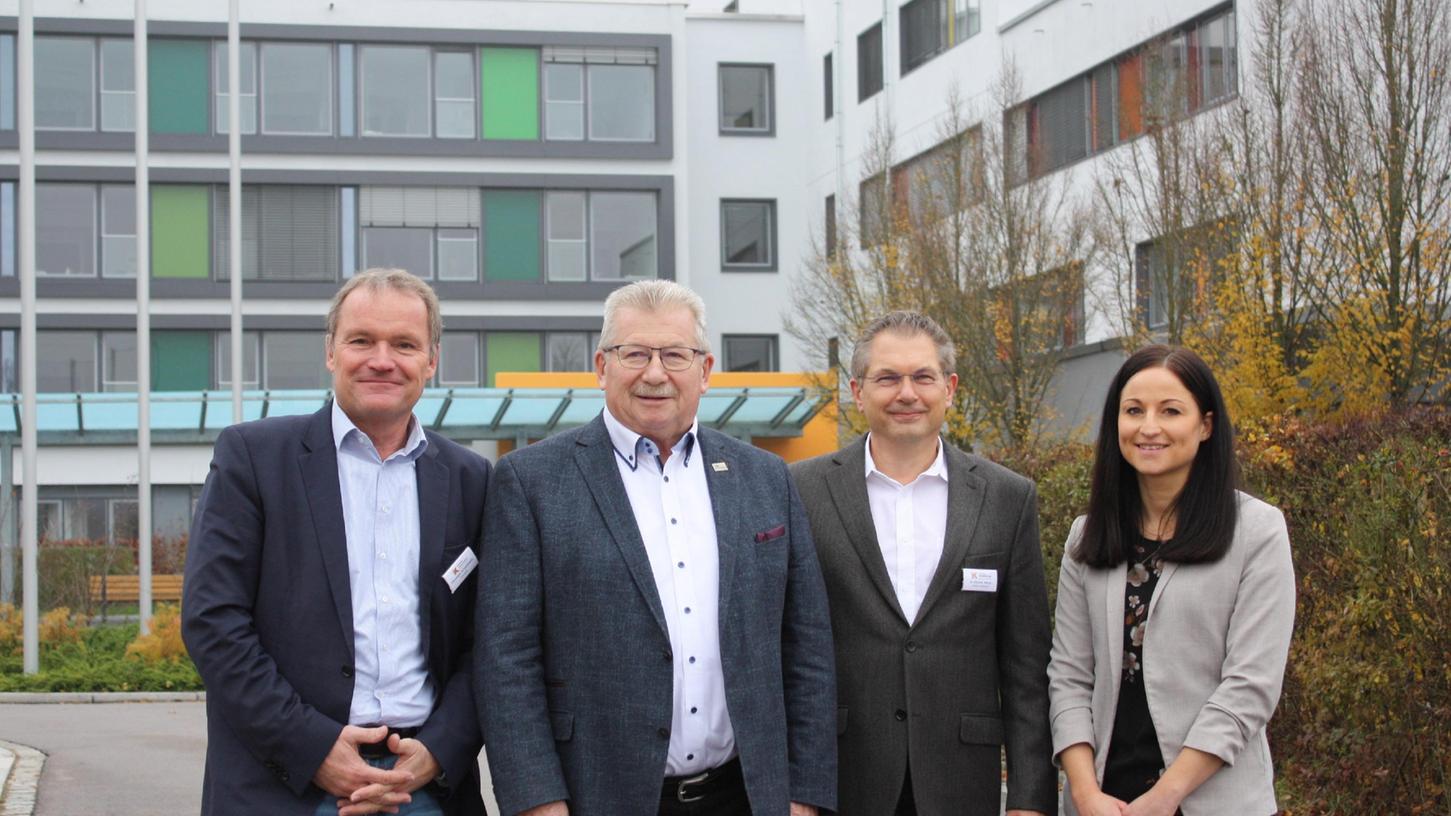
left=664, top=476, right=670, bottom=482
left=686, top=753, right=694, bottom=761
left=381, top=596, right=390, bottom=604
left=895, top=709, right=907, bottom=721
left=690, top=706, right=697, bottom=714
left=341, top=666, right=354, bottom=678
left=905, top=641, right=918, bottom=653
left=382, top=505, right=391, bottom=513
left=671, top=518, right=678, bottom=525
left=684, top=607, right=691, bottom=614
left=378, top=551, right=386, bottom=559
left=688, top=656, right=696, bottom=664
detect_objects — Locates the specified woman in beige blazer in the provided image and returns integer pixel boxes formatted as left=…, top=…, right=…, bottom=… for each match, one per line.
left=1048, top=346, right=1296, bottom=816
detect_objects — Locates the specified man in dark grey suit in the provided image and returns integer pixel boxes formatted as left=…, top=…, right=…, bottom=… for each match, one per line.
left=476, top=280, right=836, bottom=816
left=790, top=312, right=1056, bottom=816
left=183, top=269, right=489, bottom=816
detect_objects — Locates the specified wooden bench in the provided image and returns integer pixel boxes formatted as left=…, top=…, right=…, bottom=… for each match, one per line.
left=89, top=574, right=185, bottom=605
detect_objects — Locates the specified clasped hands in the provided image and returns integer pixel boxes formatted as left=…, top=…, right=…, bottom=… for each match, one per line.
left=313, top=724, right=440, bottom=816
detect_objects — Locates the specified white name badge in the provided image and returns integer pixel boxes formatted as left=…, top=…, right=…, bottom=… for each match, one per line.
left=962, top=568, right=998, bottom=593
left=443, top=548, right=479, bottom=594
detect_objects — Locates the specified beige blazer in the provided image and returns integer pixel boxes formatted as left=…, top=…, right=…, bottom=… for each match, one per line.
left=1048, top=492, right=1296, bottom=816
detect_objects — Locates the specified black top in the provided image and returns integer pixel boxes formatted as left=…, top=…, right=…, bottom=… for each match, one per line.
left=1102, top=536, right=1167, bottom=801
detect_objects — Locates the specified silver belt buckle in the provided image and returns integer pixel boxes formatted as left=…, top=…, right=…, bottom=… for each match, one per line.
left=676, top=770, right=710, bottom=803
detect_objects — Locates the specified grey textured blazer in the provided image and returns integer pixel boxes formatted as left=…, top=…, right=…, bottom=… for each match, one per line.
left=790, top=437, right=1058, bottom=816
left=475, top=415, right=837, bottom=816
left=1048, top=492, right=1296, bottom=816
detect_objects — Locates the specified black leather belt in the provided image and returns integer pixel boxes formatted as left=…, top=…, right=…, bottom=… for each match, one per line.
left=356, top=725, right=421, bottom=760
left=662, top=757, right=743, bottom=804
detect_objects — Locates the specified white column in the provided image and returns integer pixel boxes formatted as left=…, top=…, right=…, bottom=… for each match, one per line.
left=17, top=0, right=37, bottom=675
left=135, top=0, right=153, bottom=634
left=229, top=0, right=244, bottom=422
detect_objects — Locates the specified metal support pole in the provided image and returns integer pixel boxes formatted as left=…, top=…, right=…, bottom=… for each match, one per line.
left=135, top=0, right=153, bottom=634
left=229, top=0, right=243, bottom=423
left=1, top=435, right=13, bottom=605
left=18, top=0, right=38, bottom=675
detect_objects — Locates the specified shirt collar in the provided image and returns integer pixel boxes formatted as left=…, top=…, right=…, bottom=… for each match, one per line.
left=863, top=432, right=948, bottom=485
left=332, top=399, right=428, bottom=462
left=602, top=406, right=697, bottom=471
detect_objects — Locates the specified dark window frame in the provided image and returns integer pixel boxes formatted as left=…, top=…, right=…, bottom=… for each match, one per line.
left=719, top=198, right=778, bottom=273
left=857, top=22, right=884, bottom=102
left=717, top=62, right=775, bottom=137
left=721, top=334, right=779, bottom=372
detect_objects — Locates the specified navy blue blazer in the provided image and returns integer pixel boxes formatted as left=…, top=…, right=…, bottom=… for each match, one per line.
left=181, top=404, right=490, bottom=816
left=475, top=415, right=837, bottom=816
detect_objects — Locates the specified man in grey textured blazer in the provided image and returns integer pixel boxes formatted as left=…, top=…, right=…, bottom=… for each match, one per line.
left=476, top=280, right=837, bottom=816
left=790, top=312, right=1056, bottom=816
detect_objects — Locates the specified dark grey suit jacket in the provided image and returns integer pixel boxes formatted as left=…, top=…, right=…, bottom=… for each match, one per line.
left=181, top=405, right=490, bottom=815
left=790, top=437, right=1056, bottom=815
left=475, top=415, right=837, bottom=816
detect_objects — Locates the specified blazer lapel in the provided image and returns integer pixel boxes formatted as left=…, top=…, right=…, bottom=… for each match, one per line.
left=1146, top=560, right=1179, bottom=623
left=698, top=430, right=741, bottom=631
left=826, top=438, right=908, bottom=625
left=574, top=416, right=669, bottom=640
left=914, top=443, right=986, bottom=625
left=414, top=440, right=449, bottom=659
left=298, top=404, right=355, bottom=662
left=1105, top=561, right=1127, bottom=696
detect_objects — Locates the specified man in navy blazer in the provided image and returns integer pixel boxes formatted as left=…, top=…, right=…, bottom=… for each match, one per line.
left=476, top=280, right=837, bottom=816
left=182, top=269, right=489, bottom=816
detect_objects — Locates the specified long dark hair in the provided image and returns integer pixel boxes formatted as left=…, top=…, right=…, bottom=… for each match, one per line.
left=1073, top=345, right=1239, bottom=567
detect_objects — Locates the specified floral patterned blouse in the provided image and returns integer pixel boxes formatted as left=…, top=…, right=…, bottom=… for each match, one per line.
left=1102, top=536, right=1169, bottom=803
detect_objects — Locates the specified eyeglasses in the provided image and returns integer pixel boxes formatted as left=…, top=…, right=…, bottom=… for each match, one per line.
left=604, top=344, right=706, bottom=372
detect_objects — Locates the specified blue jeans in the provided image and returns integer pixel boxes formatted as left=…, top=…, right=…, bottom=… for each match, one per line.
left=313, top=754, right=445, bottom=816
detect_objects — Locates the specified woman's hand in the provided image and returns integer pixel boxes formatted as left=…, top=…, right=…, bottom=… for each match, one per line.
left=1073, top=789, right=1130, bottom=816
left=1123, top=785, right=1182, bottom=816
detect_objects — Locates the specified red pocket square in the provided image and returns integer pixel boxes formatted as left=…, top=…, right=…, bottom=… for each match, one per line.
left=754, top=524, right=787, bottom=543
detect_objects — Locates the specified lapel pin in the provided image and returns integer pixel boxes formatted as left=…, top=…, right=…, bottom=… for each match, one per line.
left=712, top=461, right=729, bottom=472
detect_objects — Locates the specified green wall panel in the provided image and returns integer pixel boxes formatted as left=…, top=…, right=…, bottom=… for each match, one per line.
left=483, top=190, right=540, bottom=281
left=480, top=47, right=539, bottom=140
left=151, top=185, right=210, bottom=279
left=152, top=331, right=211, bottom=391
left=486, top=332, right=542, bottom=387
left=149, top=40, right=209, bottom=135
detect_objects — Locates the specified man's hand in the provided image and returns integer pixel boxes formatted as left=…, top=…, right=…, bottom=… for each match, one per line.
left=789, top=803, right=818, bottom=816
left=517, top=802, right=569, bottom=816
left=339, top=733, right=442, bottom=816
left=1070, top=793, right=1130, bottom=816
left=313, top=725, right=414, bottom=800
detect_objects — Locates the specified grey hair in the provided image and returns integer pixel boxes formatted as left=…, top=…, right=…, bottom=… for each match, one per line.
left=849, top=311, right=957, bottom=380
left=326, top=268, right=443, bottom=351
left=597, top=280, right=711, bottom=352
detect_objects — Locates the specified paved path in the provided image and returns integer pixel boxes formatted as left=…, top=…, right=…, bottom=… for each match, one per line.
left=0, top=702, right=500, bottom=816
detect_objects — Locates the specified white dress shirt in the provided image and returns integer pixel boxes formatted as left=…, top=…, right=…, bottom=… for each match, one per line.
left=332, top=400, right=434, bottom=727
left=602, top=408, right=734, bottom=775
left=864, top=433, right=950, bottom=625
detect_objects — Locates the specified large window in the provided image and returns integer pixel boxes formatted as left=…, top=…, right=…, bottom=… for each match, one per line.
left=857, top=23, right=884, bottom=102
left=543, top=47, right=656, bottom=143
left=214, top=41, right=259, bottom=135
left=899, top=0, right=981, bottom=75
left=263, top=332, right=328, bottom=389
left=35, top=37, right=100, bottom=131
left=546, top=332, right=595, bottom=372
left=360, top=186, right=480, bottom=280
left=718, top=64, right=773, bottom=135
left=260, top=42, right=333, bottom=136
left=545, top=191, right=657, bottom=281
left=434, top=50, right=476, bottom=139
left=215, top=331, right=260, bottom=389
left=359, top=46, right=475, bottom=139
left=37, top=331, right=100, bottom=393
left=99, top=39, right=135, bottom=132
left=216, top=185, right=340, bottom=281
left=36, top=184, right=135, bottom=279
left=720, top=199, right=776, bottom=271
left=436, top=332, right=481, bottom=387
left=722, top=335, right=778, bottom=372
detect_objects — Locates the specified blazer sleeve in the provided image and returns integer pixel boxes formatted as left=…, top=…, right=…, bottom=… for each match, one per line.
left=417, top=453, right=491, bottom=793
left=997, top=481, right=1060, bottom=814
left=180, top=426, right=343, bottom=795
left=1047, top=516, right=1097, bottom=761
left=474, top=455, right=571, bottom=814
left=780, top=469, right=839, bottom=811
left=1181, top=503, right=1297, bottom=765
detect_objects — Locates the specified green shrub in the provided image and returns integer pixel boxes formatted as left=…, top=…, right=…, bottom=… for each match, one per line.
left=0, top=620, right=202, bottom=692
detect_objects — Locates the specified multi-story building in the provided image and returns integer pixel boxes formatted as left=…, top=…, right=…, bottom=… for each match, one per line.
left=0, top=0, right=1245, bottom=561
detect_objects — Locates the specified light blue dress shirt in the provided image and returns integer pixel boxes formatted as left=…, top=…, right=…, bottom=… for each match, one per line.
left=331, top=400, right=434, bottom=728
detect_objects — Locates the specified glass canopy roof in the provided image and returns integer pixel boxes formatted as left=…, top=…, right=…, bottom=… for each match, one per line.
left=0, top=387, right=827, bottom=445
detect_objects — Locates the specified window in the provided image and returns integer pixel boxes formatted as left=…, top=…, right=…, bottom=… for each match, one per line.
left=591, top=192, right=657, bottom=279
left=720, top=199, right=776, bottom=271
left=546, top=192, right=587, bottom=281
left=900, top=0, right=981, bottom=74
left=543, top=47, right=657, bottom=143
left=892, top=129, right=981, bottom=224
left=823, top=53, right=833, bottom=120
left=36, top=331, right=98, bottom=393
left=1, top=35, right=15, bottom=130
left=1028, top=78, right=1089, bottom=176
left=436, top=333, right=480, bottom=387
left=215, top=331, right=260, bottom=389
left=723, top=335, right=778, bottom=372
left=35, top=37, right=94, bottom=130
left=99, top=39, right=135, bottom=132
left=214, top=41, right=258, bottom=135
left=37, top=184, right=96, bottom=278
left=546, top=332, right=592, bottom=372
left=718, top=64, right=773, bottom=135
left=260, top=42, right=332, bottom=135
left=825, top=194, right=837, bottom=258
left=859, top=173, right=887, bottom=246
left=100, top=331, right=137, bottom=391
left=434, top=51, right=476, bottom=139
left=360, top=45, right=430, bottom=138
left=359, top=186, right=480, bottom=281
left=216, top=185, right=340, bottom=281
left=262, top=332, right=327, bottom=389
left=857, top=23, right=883, bottom=102
left=100, top=185, right=137, bottom=278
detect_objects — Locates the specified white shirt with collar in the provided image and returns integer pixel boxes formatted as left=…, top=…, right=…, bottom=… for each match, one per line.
left=864, top=433, right=950, bottom=625
left=332, top=400, right=434, bottom=728
left=602, top=407, right=734, bottom=776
